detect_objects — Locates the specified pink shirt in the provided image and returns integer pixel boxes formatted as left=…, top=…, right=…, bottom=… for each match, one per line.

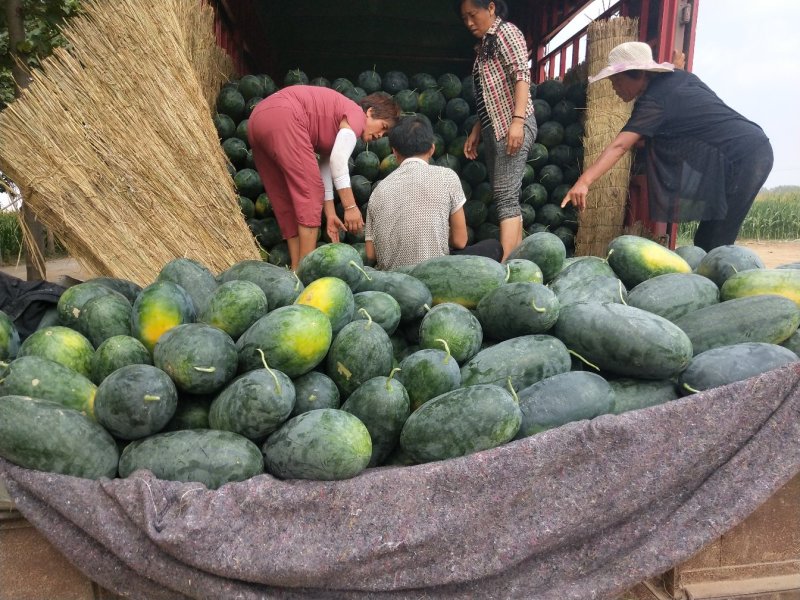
left=253, top=86, right=366, bottom=154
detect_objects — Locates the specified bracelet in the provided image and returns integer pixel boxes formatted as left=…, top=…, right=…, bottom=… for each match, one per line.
left=512, top=115, right=525, bottom=120
left=344, top=205, right=358, bottom=211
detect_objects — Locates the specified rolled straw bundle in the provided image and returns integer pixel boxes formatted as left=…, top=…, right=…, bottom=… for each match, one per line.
left=0, top=0, right=257, bottom=284
left=575, top=17, right=639, bottom=257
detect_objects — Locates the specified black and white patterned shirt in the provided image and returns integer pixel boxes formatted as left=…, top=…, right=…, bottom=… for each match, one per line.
left=365, top=157, right=466, bottom=271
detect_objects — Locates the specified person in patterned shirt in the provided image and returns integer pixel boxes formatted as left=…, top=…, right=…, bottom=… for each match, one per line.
left=458, top=0, right=536, bottom=261
left=365, top=115, right=502, bottom=271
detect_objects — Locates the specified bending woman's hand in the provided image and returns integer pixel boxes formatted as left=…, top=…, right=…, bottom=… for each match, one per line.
left=561, top=181, right=589, bottom=211
left=326, top=215, right=346, bottom=243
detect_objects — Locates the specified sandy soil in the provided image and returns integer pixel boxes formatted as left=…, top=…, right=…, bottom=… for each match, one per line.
left=1, top=240, right=799, bottom=282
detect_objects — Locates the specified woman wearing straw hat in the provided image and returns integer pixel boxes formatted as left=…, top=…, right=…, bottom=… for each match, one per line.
left=248, top=87, right=400, bottom=270
left=561, top=41, right=773, bottom=251
left=457, top=0, right=536, bottom=260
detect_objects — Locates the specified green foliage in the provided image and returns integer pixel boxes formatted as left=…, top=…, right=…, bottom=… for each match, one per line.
left=0, top=211, right=22, bottom=262
left=0, top=0, right=82, bottom=108
left=678, top=187, right=800, bottom=242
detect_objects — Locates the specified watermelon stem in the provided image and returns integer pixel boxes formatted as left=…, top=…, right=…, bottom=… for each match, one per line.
left=291, top=271, right=302, bottom=290
left=606, top=248, right=614, bottom=261
left=618, top=280, right=628, bottom=305
left=506, top=377, right=519, bottom=404
left=504, top=263, right=511, bottom=282
left=434, top=338, right=452, bottom=362
left=143, top=395, right=161, bottom=402
left=683, top=383, right=700, bottom=394
left=358, top=307, right=373, bottom=329
left=530, top=300, right=546, bottom=313
left=256, top=348, right=281, bottom=393
left=349, top=260, right=372, bottom=281
left=386, top=367, right=402, bottom=390
left=567, top=349, right=600, bottom=372
left=193, top=366, right=216, bottom=373
left=423, top=303, right=431, bottom=312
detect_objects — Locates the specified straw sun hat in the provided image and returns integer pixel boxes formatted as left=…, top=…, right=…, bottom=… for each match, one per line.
left=589, top=41, right=675, bottom=83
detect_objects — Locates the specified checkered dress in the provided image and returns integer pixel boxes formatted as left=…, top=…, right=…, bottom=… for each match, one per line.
left=365, top=158, right=466, bottom=271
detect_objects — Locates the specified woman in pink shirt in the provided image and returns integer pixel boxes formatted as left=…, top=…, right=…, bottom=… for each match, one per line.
left=248, top=86, right=400, bottom=270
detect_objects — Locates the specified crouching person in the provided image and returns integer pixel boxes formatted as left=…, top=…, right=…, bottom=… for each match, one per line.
left=365, top=115, right=502, bottom=270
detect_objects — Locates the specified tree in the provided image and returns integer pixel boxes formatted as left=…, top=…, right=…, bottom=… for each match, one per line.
left=1, top=0, right=80, bottom=279
left=1, top=0, right=81, bottom=108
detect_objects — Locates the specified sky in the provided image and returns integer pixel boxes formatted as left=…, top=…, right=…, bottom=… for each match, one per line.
left=549, top=0, right=799, bottom=189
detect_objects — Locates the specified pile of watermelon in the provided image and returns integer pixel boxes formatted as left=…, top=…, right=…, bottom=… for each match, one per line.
left=0, top=234, right=798, bottom=489
left=213, top=68, right=586, bottom=264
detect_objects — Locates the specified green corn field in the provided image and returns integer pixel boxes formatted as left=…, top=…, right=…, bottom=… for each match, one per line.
left=678, top=188, right=800, bottom=241
left=0, top=211, right=23, bottom=263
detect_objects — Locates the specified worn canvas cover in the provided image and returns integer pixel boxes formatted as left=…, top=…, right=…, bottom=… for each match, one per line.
left=2, top=364, right=799, bottom=600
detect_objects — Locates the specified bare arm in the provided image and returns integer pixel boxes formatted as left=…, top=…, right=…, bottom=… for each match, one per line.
left=506, top=79, right=530, bottom=155
left=365, top=240, right=376, bottom=265
left=561, top=131, right=642, bottom=210
left=449, top=208, right=468, bottom=249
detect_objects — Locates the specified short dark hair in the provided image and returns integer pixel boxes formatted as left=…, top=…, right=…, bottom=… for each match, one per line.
left=388, top=115, right=434, bottom=157
left=454, top=0, right=509, bottom=19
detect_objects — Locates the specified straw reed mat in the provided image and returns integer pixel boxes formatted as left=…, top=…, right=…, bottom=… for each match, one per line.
left=0, top=0, right=259, bottom=284
left=575, top=17, right=639, bottom=257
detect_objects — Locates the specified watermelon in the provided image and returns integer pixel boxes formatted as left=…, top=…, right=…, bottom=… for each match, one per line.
left=460, top=334, right=571, bottom=390
left=357, top=69, right=381, bottom=93
left=536, top=79, right=565, bottom=106
left=445, top=97, right=471, bottom=124
left=153, top=323, right=238, bottom=395
left=477, top=282, right=560, bottom=340
left=233, top=168, right=264, bottom=199
left=131, top=281, right=196, bottom=354
left=394, top=88, right=419, bottom=112
left=291, top=371, right=340, bottom=416
left=396, top=347, right=461, bottom=411
left=678, top=343, right=798, bottom=395
left=213, top=113, right=236, bottom=140
left=284, top=68, right=309, bottom=86
left=720, top=269, right=800, bottom=306
left=354, top=270, right=432, bottom=322
left=410, top=72, right=438, bottom=91
left=609, top=378, right=679, bottom=414
left=17, top=326, right=94, bottom=378
left=90, top=335, right=152, bottom=385
left=199, top=280, right=269, bottom=341
left=553, top=303, right=694, bottom=379
left=411, top=254, right=506, bottom=309
left=0, top=355, right=97, bottom=418
left=353, top=150, right=380, bottom=181
left=673, top=294, right=800, bottom=355
left=209, top=368, right=295, bottom=439
left=294, top=276, right=355, bottom=334
left=56, top=281, right=118, bottom=330
left=418, top=89, right=446, bottom=119
left=627, top=273, right=720, bottom=322
left=76, top=292, right=132, bottom=348
left=216, top=87, right=246, bottom=121
left=326, top=316, right=393, bottom=398
left=237, top=305, right=332, bottom=377
left=607, top=235, right=692, bottom=289
left=218, top=260, right=304, bottom=309
left=119, top=429, right=263, bottom=489
left=417, top=302, right=483, bottom=364
left=532, top=99, right=551, bottom=125
left=515, top=371, right=614, bottom=437
left=262, top=408, right=371, bottom=480
left=341, top=373, right=410, bottom=466
left=222, top=137, right=248, bottom=167
left=0, top=395, right=118, bottom=479
left=504, top=259, right=544, bottom=284
left=0, top=310, right=21, bottom=360
left=506, top=231, right=566, bottom=282
left=309, top=76, right=331, bottom=88
left=352, top=291, right=401, bottom=335
left=527, top=142, right=549, bottom=169
left=695, top=244, right=765, bottom=287
left=94, top=364, right=178, bottom=440
left=383, top=70, right=409, bottom=94
left=536, top=121, right=565, bottom=149
left=296, top=243, right=368, bottom=289
left=399, top=384, right=521, bottom=463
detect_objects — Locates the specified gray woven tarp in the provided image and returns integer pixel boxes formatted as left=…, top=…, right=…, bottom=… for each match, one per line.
left=2, top=364, right=800, bottom=600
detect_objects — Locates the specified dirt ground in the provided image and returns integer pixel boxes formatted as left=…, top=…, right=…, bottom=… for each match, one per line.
left=1, top=240, right=798, bottom=283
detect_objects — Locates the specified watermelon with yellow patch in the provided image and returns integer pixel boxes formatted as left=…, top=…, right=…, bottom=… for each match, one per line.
left=606, top=235, right=692, bottom=289
left=236, top=304, right=332, bottom=377
left=294, top=276, right=354, bottom=334
left=720, top=268, right=800, bottom=307
left=17, top=326, right=94, bottom=378
left=130, top=281, right=196, bottom=354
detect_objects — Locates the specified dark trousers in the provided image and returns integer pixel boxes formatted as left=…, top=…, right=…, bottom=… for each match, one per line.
left=694, top=140, right=774, bottom=251
left=451, top=239, right=503, bottom=262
